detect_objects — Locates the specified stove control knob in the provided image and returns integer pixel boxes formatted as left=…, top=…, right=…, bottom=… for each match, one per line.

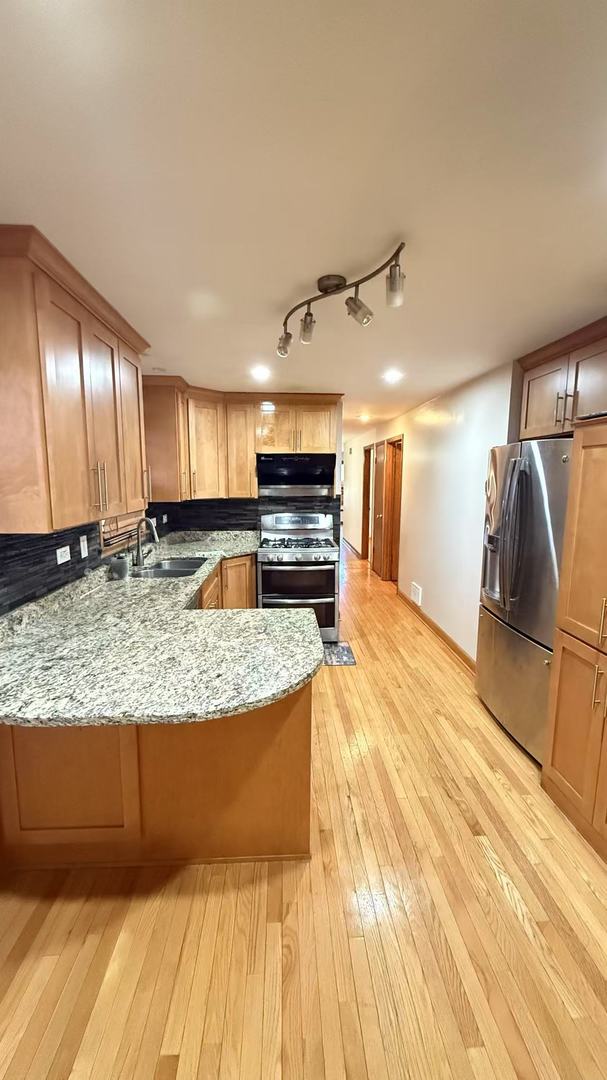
left=276, top=554, right=284, bottom=561
left=295, top=554, right=302, bottom=561
left=313, top=553, right=322, bottom=561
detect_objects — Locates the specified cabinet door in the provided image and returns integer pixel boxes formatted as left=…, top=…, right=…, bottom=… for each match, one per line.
left=543, top=631, right=605, bottom=821
left=255, top=404, right=295, bottom=452
left=557, top=423, right=607, bottom=647
left=567, top=338, right=607, bottom=423
left=34, top=274, right=97, bottom=529
left=188, top=398, right=226, bottom=498
left=296, top=405, right=335, bottom=452
left=520, top=357, right=569, bottom=439
left=85, top=318, right=126, bottom=516
left=118, top=343, right=147, bottom=512
left=177, top=392, right=191, bottom=500
left=227, top=404, right=256, bottom=497
left=222, top=555, right=256, bottom=609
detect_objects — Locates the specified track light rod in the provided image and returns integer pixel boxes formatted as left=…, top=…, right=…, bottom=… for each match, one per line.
left=281, top=241, right=405, bottom=332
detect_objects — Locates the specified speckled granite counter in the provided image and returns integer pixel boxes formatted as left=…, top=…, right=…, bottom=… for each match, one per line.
left=0, top=530, right=324, bottom=727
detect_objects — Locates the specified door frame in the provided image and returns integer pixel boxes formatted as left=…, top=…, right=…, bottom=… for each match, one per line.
left=385, top=436, right=403, bottom=582
left=361, top=444, right=373, bottom=560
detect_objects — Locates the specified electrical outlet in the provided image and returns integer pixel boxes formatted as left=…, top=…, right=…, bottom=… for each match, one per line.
left=162, top=514, right=168, bottom=524
left=56, top=545, right=71, bottom=565
left=150, top=517, right=157, bottom=528
left=410, top=582, right=422, bottom=606
left=79, top=535, right=88, bottom=559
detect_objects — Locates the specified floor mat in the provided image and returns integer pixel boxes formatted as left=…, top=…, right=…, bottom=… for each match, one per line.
left=323, top=642, right=356, bottom=666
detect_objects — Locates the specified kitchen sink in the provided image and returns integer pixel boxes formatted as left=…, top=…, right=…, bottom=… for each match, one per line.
left=131, top=557, right=207, bottom=579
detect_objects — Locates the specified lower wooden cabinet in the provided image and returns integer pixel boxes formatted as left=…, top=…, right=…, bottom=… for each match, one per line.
left=222, top=555, right=256, bottom=609
left=199, top=566, right=222, bottom=609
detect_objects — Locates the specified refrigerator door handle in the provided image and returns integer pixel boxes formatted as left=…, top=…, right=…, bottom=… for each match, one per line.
left=498, top=458, right=517, bottom=611
left=503, top=458, right=528, bottom=609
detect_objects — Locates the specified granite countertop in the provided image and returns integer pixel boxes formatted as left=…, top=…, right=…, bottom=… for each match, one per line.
left=0, top=531, right=324, bottom=728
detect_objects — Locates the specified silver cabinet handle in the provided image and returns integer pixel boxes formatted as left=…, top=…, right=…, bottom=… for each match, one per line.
left=192, top=469, right=197, bottom=497
left=592, top=664, right=604, bottom=707
left=261, top=596, right=335, bottom=605
left=599, top=598, right=607, bottom=645
left=554, top=392, right=564, bottom=425
left=101, top=461, right=109, bottom=511
left=148, top=466, right=152, bottom=501
left=92, top=463, right=103, bottom=510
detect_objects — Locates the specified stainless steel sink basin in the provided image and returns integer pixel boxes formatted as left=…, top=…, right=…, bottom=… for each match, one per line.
left=131, top=558, right=207, bottom=579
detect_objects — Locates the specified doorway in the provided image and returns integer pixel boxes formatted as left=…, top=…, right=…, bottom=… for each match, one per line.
left=370, top=435, right=403, bottom=581
left=361, top=444, right=373, bottom=560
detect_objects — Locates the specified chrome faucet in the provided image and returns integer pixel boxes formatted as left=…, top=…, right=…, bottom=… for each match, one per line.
left=133, top=516, right=159, bottom=569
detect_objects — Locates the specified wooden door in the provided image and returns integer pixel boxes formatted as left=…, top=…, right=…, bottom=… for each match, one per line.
left=388, top=438, right=403, bottom=582
left=255, top=404, right=295, bottom=452
left=296, top=405, right=335, bottom=452
left=189, top=398, right=226, bottom=498
left=519, top=356, right=569, bottom=439
left=543, top=631, right=605, bottom=822
left=567, top=337, right=607, bottom=423
left=85, top=317, right=126, bottom=516
left=222, top=555, right=256, bottom=608
left=34, top=273, right=97, bottom=529
left=371, top=441, right=386, bottom=577
left=177, top=392, right=191, bottom=500
left=557, top=423, right=607, bottom=648
left=227, top=404, right=256, bottom=497
left=118, top=343, right=147, bottom=512
left=361, top=446, right=372, bottom=560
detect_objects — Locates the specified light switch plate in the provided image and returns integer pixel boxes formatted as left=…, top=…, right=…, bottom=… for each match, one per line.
left=79, top=535, right=88, bottom=559
left=410, top=582, right=422, bottom=606
left=56, top=545, right=71, bottom=565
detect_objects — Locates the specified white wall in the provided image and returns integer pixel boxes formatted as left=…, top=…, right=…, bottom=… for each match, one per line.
left=343, top=363, right=514, bottom=659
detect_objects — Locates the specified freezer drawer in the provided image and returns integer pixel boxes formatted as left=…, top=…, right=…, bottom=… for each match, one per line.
left=476, top=605, right=552, bottom=764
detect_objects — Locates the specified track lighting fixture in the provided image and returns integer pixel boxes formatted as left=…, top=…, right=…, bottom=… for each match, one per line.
left=345, top=288, right=374, bottom=326
left=275, top=241, right=405, bottom=357
left=276, top=330, right=292, bottom=358
left=386, top=261, right=405, bottom=308
left=300, top=307, right=315, bottom=344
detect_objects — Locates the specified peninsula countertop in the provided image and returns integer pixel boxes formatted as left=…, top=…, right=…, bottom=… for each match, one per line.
left=0, top=531, right=324, bottom=727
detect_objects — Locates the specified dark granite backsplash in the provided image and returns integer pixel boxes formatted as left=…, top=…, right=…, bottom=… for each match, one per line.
left=0, top=522, right=102, bottom=617
left=148, top=496, right=341, bottom=540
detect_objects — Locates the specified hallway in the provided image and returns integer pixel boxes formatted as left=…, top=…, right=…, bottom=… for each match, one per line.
left=2, top=548, right=607, bottom=1078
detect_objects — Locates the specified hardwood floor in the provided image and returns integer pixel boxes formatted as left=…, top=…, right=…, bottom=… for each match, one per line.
left=2, top=547, right=607, bottom=1078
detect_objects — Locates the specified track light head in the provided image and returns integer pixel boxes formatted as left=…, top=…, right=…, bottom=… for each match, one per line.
left=345, top=293, right=374, bottom=326
left=300, top=308, right=315, bottom=344
left=276, top=330, right=292, bottom=358
left=386, top=262, right=405, bottom=308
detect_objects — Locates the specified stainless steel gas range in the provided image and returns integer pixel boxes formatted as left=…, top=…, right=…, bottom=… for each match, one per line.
left=257, top=512, right=339, bottom=642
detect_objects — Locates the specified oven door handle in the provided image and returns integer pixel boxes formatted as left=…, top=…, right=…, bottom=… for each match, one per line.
left=261, top=563, right=336, bottom=571
left=261, top=596, right=335, bottom=605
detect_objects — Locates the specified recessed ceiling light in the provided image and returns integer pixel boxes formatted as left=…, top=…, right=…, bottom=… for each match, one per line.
left=251, top=364, right=271, bottom=382
left=383, top=368, right=404, bottom=384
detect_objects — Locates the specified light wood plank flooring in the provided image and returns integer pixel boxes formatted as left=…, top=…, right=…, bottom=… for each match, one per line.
left=2, top=547, right=607, bottom=1078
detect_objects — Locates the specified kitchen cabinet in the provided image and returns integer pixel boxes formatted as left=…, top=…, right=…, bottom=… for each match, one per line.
left=297, top=405, right=336, bottom=452
left=118, top=342, right=148, bottom=512
left=543, top=631, right=605, bottom=822
left=34, top=273, right=99, bottom=530
left=227, top=404, right=257, bottom=496
left=557, top=422, right=607, bottom=648
left=519, top=356, right=569, bottom=439
left=255, top=403, right=295, bottom=452
left=142, top=383, right=190, bottom=502
left=199, top=566, right=222, bottom=609
left=0, top=227, right=149, bottom=534
left=222, top=555, right=256, bottom=609
left=188, top=396, right=227, bottom=499
left=566, top=338, right=607, bottom=423
left=86, top=316, right=126, bottom=516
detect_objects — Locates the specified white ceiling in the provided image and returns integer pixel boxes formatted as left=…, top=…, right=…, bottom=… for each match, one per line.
left=2, top=1, right=607, bottom=430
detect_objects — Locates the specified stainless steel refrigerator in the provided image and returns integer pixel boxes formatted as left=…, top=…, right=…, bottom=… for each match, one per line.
left=476, top=437, right=571, bottom=763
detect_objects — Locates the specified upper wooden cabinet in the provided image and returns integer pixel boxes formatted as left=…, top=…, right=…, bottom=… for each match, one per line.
left=142, top=382, right=190, bottom=502
left=227, top=404, right=257, bottom=497
left=566, top=338, right=607, bottom=423
left=0, top=226, right=149, bottom=534
left=188, top=396, right=227, bottom=499
left=254, top=402, right=337, bottom=453
left=519, top=356, right=570, bottom=439
left=543, top=631, right=606, bottom=823
left=557, top=422, right=607, bottom=649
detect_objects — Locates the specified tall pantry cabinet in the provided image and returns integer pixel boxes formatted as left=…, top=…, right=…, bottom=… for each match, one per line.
left=0, top=226, right=149, bottom=534
left=542, top=421, right=607, bottom=853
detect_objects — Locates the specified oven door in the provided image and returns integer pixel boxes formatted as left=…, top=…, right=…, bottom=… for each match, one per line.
left=260, top=562, right=336, bottom=598
left=260, top=596, right=337, bottom=634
